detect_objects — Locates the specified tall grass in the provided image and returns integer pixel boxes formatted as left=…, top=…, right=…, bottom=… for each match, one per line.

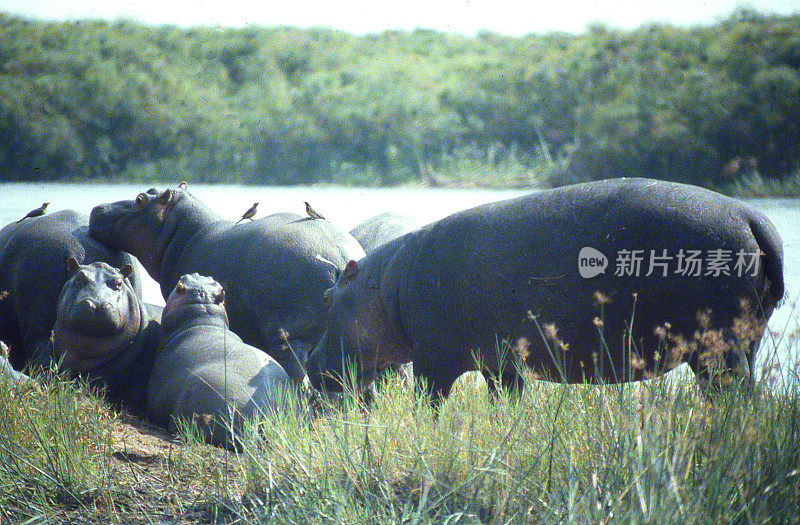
left=0, top=369, right=115, bottom=521
left=1, top=321, right=798, bottom=522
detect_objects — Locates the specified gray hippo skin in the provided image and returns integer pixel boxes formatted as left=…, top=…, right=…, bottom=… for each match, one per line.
left=53, top=260, right=161, bottom=415
left=149, top=273, right=291, bottom=446
left=307, top=178, right=784, bottom=400
left=88, top=185, right=365, bottom=382
left=350, top=212, right=421, bottom=392
left=0, top=210, right=142, bottom=370
left=350, top=212, right=422, bottom=253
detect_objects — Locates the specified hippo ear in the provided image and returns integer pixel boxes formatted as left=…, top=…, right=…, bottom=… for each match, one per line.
left=66, top=257, right=79, bottom=275
left=215, top=289, right=225, bottom=305
left=120, top=264, right=133, bottom=279
left=342, top=260, right=359, bottom=284
left=178, top=181, right=188, bottom=190
left=158, top=189, right=173, bottom=206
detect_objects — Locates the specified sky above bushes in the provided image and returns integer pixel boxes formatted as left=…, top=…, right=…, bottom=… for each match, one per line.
left=1, top=0, right=798, bottom=35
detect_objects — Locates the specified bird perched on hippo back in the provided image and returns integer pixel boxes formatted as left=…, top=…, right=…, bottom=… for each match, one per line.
left=236, top=202, right=259, bottom=224
left=306, top=178, right=784, bottom=401
left=0, top=210, right=142, bottom=371
left=16, top=202, right=49, bottom=223
left=150, top=273, right=292, bottom=446
left=52, top=260, right=161, bottom=415
left=88, top=183, right=365, bottom=383
left=304, top=201, right=325, bottom=220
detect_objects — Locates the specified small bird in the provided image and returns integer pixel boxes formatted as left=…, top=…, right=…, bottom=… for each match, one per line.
left=236, top=202, right=259, bottom=224
left=304, top=201, right=325, bottom=220
left=16, top=202, right=49, bottom=223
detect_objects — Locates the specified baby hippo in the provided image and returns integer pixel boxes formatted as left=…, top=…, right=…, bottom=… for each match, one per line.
left=53, top=259, right=161, bottom=415
left=149, top=273, right=291, bottom=446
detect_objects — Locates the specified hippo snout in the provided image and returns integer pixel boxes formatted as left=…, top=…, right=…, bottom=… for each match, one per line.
left=72, top=298, right=120, bottom=335
left=306, top=336, right=344, bottom=392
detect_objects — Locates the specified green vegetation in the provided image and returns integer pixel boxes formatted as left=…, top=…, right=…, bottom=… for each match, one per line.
left=1, top=320, right=799, bottom=523
left=0, top=9, right=798, bottom=191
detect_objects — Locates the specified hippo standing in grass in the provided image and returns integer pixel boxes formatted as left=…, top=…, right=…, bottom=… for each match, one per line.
left=350, top=212, right=422, bottom=253
left=53, top=260, right=162, bottom=414
left=88, top=185, right=365, bottom=382
left=307, top=178, right=784, bottom=401
left=0, top=211, right=142, bottom=371
left=149, top=273, right=291, bottom=446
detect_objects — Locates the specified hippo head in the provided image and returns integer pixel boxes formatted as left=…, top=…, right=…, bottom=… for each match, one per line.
left=162, top=273, right=228, bottom=331
left=88, top=186, right=182, bottom=279
left=55, top=260, right=142, bottom=373
left=306, top=259, right=390, bottom=392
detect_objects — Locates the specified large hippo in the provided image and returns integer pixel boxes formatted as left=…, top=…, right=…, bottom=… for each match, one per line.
left=0, top=210, right=142, bottom=370
left=307, top=178, right=784, bottom=400
left=53, top=260, right=161, bottom=415
left=88, top=186, right=365, bottom=382
left=149, top=273, right=291, bottom=446
left=350, top=212, right=422, bottom=253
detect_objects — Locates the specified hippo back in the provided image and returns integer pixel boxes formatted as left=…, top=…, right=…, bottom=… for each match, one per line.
left=149, top=273, right=292, bottom=446
left=350, top=212, right=422, bottom=253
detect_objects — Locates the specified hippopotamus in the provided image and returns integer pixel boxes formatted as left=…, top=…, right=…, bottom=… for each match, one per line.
left=88, top=185, right=364, bottom=382
left=0, top=210, right=142, bottom=370
left=52, top=260, right=162, bottom=414
left=149, top=273, right=291, bottom=446
left=350, top=212, right=422, bottom=253
left=306, top=178, right=784, bottom=400
left=350, top=212, right=422, bottom=392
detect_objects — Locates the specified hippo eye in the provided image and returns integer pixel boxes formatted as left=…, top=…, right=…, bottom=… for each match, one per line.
left=74, top=271, right=89, bottom=284
left=135, top=193, right=147, bottom=206
left=110, top=277, right=124, bottom=290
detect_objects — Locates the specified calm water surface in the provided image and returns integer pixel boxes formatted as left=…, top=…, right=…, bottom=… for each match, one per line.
left=2, top=182, right=798, bottom=379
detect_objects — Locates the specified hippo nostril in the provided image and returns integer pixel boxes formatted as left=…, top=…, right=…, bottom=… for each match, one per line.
left=80, top=299, right=97, bottom=311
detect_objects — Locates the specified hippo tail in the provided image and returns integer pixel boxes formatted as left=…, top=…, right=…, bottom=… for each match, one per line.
left=748, top=210, right=785, bottom=307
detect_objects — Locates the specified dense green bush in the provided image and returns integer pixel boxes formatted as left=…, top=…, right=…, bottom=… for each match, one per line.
left=0, top=9, right=798, bottom=187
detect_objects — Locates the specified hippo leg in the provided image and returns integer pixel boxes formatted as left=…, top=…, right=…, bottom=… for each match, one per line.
left=482, top=370, right=524, bottom=400
left=413, top=345, right=464, bottom=408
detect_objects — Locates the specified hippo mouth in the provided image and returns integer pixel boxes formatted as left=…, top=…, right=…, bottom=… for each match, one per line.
left=62, top=300, right=124, bottom=337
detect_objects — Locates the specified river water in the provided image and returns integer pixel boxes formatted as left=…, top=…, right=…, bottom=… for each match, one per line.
left=1, top=182, right=798, bottom=381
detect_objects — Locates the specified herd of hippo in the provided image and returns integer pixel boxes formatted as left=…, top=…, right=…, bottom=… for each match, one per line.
left=0, top=178, right=785, bottom=446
